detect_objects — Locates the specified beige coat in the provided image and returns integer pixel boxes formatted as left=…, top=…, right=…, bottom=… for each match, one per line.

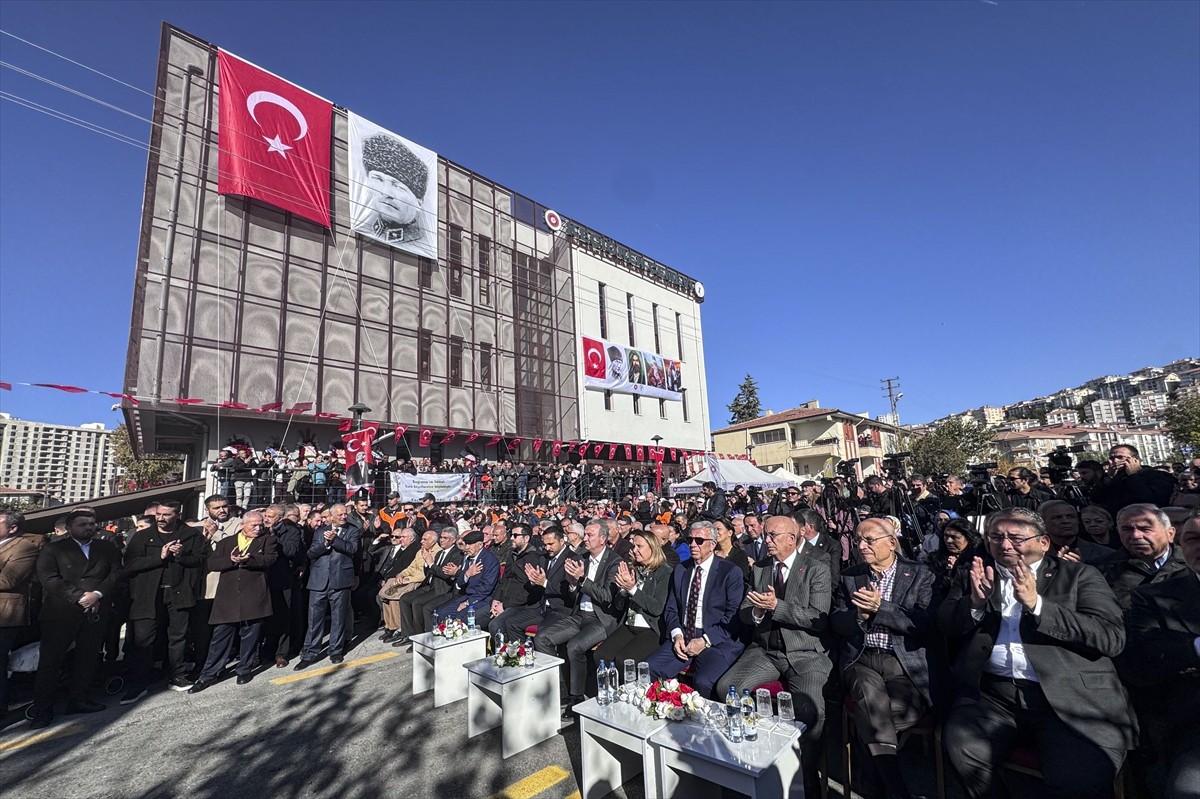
left=379, top=543, right=441, bottom=601
left=0, top=536, right=42, bottom=626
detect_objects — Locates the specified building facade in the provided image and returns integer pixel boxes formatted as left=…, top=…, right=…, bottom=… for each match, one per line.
left=0, top=414, right=119, bottom=505
left=122, top=25, right=708, bottom=476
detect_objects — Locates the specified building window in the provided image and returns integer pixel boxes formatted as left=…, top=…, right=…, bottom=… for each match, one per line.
left=633, top=395, right=640, bottom=415
left=659, top=399, right=667, bottom=419
left=450, top=336, right=463, bottom=386
left=675, top=312, right=684, bottom=360
left=449, top=224, right=463, bottom=264
left=752, top=429, right=787, bottom=445
left=418, top=329, right=432, bottom=381
left=681, top=388, right=689, bottom=423
left=604, top=390, right=612, bottom=411
left=598, top=282, right=607, bottom=338
left=478, top=235, right=491, bottom=305
left=652, top=304, right=661, bottom=353
left=626, top=293, right=636, bottom=346
left=479, top=342, right=492, bottom=387
left=419, top=257, right=434, bottom=290
left=449, top=263, right=462, bottom=297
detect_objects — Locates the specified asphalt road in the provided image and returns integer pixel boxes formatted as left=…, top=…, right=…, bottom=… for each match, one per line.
left=1, top=629, right=962, bottom=799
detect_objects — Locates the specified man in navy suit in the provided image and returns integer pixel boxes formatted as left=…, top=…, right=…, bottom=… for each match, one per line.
left=428, top=529, right=499, bottom=627
left=295, top=503, right=360, bottom=668
left=646, top=519, right=745, bottom=697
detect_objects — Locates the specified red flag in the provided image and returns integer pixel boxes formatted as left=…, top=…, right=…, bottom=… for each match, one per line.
left=170, top=398, right=205, bottom=405
left=338, top=418, right=353, bottom=432
left=213, top=401, right=249, bottom=410
left=533, top=438, right=543, bottom=453
left=256, top=401, right=284, bottom=413
left=577, top=442, right=589, bottom=456
left=581, top=336, right=608, bottom=379
left=623, top=444, right=632, bottom=459
left=395, top=424, right=409, bottom=438
left=565, top=443, right=577, bottom=454
left=636, top=446, right=645, bottom=461
left=216, top=50, right=332, bottom=227
left=552, top=441, right=563, bottom=458
left=670, top=448, right=677, bottom=461
left=593, top=444, right=603, bottom=457
left=103, top=392, right=139, bottom=404
left=32, top=383, right=89, bottom=393
left=463, top=432, right=479, bottom=445
left=0, top=382, right=11, bottom=391
left=608, top=444, right=618, bottom=459
left=284, top=402, right=313, bottom=414
left=440, top=431, right=457, bottom=445
left=507, top=437, right=523, bottom=451
left=341, top=428, right=375, bottom=497
left=313, top=412, right=341, bottom=420
left=487, top=436, right=502, bottom=446
left=419, top=428, right=433, bottom=447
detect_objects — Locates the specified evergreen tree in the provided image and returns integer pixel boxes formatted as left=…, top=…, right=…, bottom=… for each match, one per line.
left=727, top=374, right=762, bottom=424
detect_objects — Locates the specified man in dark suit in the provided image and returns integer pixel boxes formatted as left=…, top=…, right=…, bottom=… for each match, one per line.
left=698, top=482, right=728, bottom=521
left=717, top=514, right=828, bottom=797
left=479, top=522, right=546, bottom=632
left=260, top=503, right=306, bottom=668
left=395, top=527, right=463, bottom=644
left=428, top=529, right=500, bottom=627
left=29, top=510, right=120, bottom=728
left=795, top=507, right=842, bottom=587
left=498, top=526, right=577, bottom=641
left=1098, top=503, right=1189, bottom=611
left=740, top=512, right=768, bottom=564
left=535, top=519, right=622, bottom=711
left=832, top=518, right=936, bottom=799
left=647, top=519, right=746, bottom=698
left=1118, top=513, right=1200, bottom=799
left=939, top=507, right=1136, bottom=799
left=296, top=503, right=361, bottom=668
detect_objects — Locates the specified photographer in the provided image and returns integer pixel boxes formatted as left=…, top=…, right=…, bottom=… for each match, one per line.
left=1005, top=467, right=1054, bottom=510
left=1090, top=444, right=1176, bottom=516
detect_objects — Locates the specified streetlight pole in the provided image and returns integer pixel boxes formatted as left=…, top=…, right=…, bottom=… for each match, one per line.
left=745, top=442, right=755, bottom=464
left=651, top=434, right=664, bottom=494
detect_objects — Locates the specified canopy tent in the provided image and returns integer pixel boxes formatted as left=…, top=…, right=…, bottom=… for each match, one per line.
left=758, top=466, right=808, bottom=487
left=669, top=460, right=795, bottom=496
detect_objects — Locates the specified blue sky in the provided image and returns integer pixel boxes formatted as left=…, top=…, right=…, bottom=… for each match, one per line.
left=1, top=1, right=1197, bottom=432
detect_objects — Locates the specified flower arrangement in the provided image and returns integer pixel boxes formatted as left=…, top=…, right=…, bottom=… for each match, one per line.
left=493, top=640, right=531, bottom=668
left=636, top=678, right=705, bottom=721
left=432, top=618, right=468, bottom=639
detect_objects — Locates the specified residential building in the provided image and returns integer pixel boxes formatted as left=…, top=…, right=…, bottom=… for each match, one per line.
left=1085, top=399, right=1127, bottom=426
left=0, top=414, right=119, bottom=505
left=1127, top=392, right=1169, bottom=425
left=1045, top=408, right=1080, bottom=426
left=970, top=406, right=1005, bottom=428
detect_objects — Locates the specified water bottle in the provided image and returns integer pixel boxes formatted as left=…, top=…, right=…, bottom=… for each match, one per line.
left=597, top=660, right=612, bottom=706
left=494, top=631, right=505, bottom=655
left=741, top=689, right=758, bottom=741
left=607, top=659, right=619, bottom=700
left=726, top=685, right=743, bottom=742
left=523, top=636, right=535, bottom=667
left=466, top=604, right=476, bottom=631
left=432, top=609, right=440, bottom=630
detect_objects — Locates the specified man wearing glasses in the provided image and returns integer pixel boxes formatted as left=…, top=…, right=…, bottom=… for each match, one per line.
left=939, top=507, right=1135, bottom=799
left=647, top=520, right=746, bottom=698
left=717, top=514, right=829, bottom=797
left=479, top=523, right=546, bottom=634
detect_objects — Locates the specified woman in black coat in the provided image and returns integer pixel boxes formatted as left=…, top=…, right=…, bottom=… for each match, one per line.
left=190, top=510, right=278, bottom=691
left=594, top=531, right=673, bottom=667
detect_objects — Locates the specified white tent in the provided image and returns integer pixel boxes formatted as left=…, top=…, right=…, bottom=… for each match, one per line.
left=758, top=466, right=809, bottom=487
left=669, top=459, right=796, bottom=496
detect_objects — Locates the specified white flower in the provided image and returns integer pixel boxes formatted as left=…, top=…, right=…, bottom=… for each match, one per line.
left=663, top=679, right=679, bottom=692
left=667, top=705, right=686, bottom=721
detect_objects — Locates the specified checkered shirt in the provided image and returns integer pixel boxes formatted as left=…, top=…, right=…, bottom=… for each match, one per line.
left=864, top=561, right=898, bottom=650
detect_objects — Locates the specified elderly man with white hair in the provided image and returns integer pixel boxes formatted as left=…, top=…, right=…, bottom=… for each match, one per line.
left=1097, top=503, right=1189, bottom=611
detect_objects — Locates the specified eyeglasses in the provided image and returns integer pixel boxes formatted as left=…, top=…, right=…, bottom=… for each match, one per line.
left=985, top=534, right=1042, bottom=546
left=784, top=491, right=800, bottom=496
left=390, top=535, right=405, bottom=540
left=853, top=535, right=891, bottom=546
left=686, top=536, right=714, bottom=545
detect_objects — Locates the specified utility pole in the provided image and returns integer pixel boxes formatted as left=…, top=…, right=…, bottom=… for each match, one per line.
left=881, top=377, right=902, bottom=427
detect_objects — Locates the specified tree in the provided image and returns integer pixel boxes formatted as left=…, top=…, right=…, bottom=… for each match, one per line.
left=727, top=374, right=762, bottom=425
left=110, top=424, right=184, bottom=493
left=1163, top=395, right=1200, bottom=459
left=910, top=418, right=996, bottom=478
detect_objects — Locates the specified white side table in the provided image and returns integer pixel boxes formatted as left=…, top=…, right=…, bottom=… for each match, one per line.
left=649, top=717, right=803, bottom=799
left=463, top=654, right=565, bottom=758
left=410, top=630, right=488, bottom=707
left=576, top=697, right=669, bottom=799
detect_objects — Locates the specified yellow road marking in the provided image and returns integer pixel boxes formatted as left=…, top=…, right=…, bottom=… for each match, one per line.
left=270, top=651, right=398, bottom=684
left=0, top=723, right=86, bottom=753
left=486, top=765, right=571, bottom=799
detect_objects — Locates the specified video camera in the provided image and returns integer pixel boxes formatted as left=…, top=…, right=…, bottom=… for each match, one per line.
left=1046, top=444, right=1087, bottom=484
left=967, top=462, right=998, bottom=485
left=835, top=458, right=860, bottom=479
left=880, top=452, right=912, bottom=482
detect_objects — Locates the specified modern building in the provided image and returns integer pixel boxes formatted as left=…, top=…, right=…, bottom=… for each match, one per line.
left=711, top=402, right=902, bottom=478
left=994, top=425, right=1174, bottom=468
left=1127, top=392, right=1169, bottom=425
left=122, top=24, right=708, bottom=477
left=970, top=406, right=1005, bottom=428
left=0, top=414, right=119, bottom=505
left=1085, top=399, right=1127, bottom=426
left=1045, top=408, right=1080, bottom=426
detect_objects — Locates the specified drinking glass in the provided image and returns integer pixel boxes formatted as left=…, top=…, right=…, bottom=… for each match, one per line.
left=637, top=661, right=650, bottom=687
left=777, top=691, right=795, bottom=724
left=756, top=688, right=773, bottom=719
left=624, top=659, right=636, bottom=685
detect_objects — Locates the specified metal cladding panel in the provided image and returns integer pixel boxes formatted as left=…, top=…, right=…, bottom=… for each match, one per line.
left=449, top=388, right=472, bottom=429
left=240, top=303, right=279, bottom=352
left=244, top=250, right=284, bottom=300
left=286, top=265, right=322, bottom=309
left=421, top=389, right=447, bottom=428
left=391, top=291, right=419, bottom=332
left=237, top=353, right=276, bottom=404
left=360, top=283, right=390, bottom=325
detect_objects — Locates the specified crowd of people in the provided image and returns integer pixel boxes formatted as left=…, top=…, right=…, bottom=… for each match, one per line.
left=2, top=442, right=1198, bottom=799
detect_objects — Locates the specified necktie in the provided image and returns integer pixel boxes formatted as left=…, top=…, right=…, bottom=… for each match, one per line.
left=684, top=564, right=702, bottom=638
left=769, top=561, right=787, bottom=651
left=774, top=561, right=787, bottom=597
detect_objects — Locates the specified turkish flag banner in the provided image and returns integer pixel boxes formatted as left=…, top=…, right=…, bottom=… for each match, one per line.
left=217, top=50, right=332, bottom=227
left=507, top=437, right=523, bottom=451
left=533, top=438, right=543, bottom=453
left=670, top=448, right=677, bottom=461
left=636, top=446, right=645, bottom=461
left=577, top=442, right=589, bottom=456
left=395, top=424, right=409, bottom=438
left=581, top=337, right=607, bottom=380
left=487, top=436, right=502, bottom=447
left=419, top=428, right=433, bottom=447
left=440, top=431, right=457, bottom=445
left=624, top=444, right=633, bottom=460
left=342, top=428, right=375, bottom=497
left=338, top=419, right=353, bottom=432
left=552, top=441, right=562, bottom=458
left=565, top=443, right=577, bottom=454
left=593, top=444, right=603, bottom=457
left=463, top=432, right=479, bottom=445
left=608, top=444, right=618, bottom=459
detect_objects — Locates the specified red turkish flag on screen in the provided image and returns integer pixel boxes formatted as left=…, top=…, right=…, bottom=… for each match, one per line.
left=217, top=50, right=332, bottom=227
left=581, top=337, right=607, bottom=379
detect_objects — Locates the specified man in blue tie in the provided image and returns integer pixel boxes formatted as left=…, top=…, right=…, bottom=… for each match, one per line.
left=428, top=530, right=499, bottom=627
left=295, top=503, right=361, bottom=669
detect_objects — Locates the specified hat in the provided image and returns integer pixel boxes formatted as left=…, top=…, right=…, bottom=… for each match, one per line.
left=361, top=133, right=428, bottom=199
left=422, top=493, right=436, bottom=502
left=387, top=491, right=401, bottom=499
left=801, top=480, right=817, bottom=487
left=462, top=530, right=484, bottom=545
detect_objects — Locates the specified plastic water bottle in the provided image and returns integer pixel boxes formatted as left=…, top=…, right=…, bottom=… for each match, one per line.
left=466, top=604, right=476, bottom=631
left=741, top=689, right=758, bottom=741
left=523, top=636, right=535, bottom=667
left=726, top=685, right=743, bottom=742
left=597, top=660, right=612, bottom=706
left=607, top=659, right=619, bottom=699
left=432, top=609, right=440, bottom=630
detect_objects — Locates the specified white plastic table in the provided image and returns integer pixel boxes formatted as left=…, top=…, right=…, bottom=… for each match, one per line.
left=463, top=654, right=564, bottom=758
left=576, top=697, right=669, bottom=799
left=649, top=716, right=804, bottom=799
left=410, top=630, right=488, bottom=707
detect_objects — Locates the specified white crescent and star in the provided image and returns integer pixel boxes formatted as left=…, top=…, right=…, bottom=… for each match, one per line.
left=246, top=90, right=309, bottom=159
left=345, top=437, right=363, bottom=453
left=583, top=341, right=605, bottom=376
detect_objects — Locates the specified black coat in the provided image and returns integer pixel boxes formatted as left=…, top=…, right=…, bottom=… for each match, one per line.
left=208, top=534, right=277, bottom=624
left=123, top=526, right=208, bottom=619
left=493, top=545, right=547, bottom=609
left=268, top=519, right=306, bottom=589
left=36, top=537, right=121, bottom=620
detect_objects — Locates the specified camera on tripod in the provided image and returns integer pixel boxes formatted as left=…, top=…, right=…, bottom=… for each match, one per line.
left=835, top=458, right=860, bottom=479
left=1046, top=444, right=1087, bottom=484
left=967, top=462, right=998, bottom=485
left=880, top=452, right=911, bottom=481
